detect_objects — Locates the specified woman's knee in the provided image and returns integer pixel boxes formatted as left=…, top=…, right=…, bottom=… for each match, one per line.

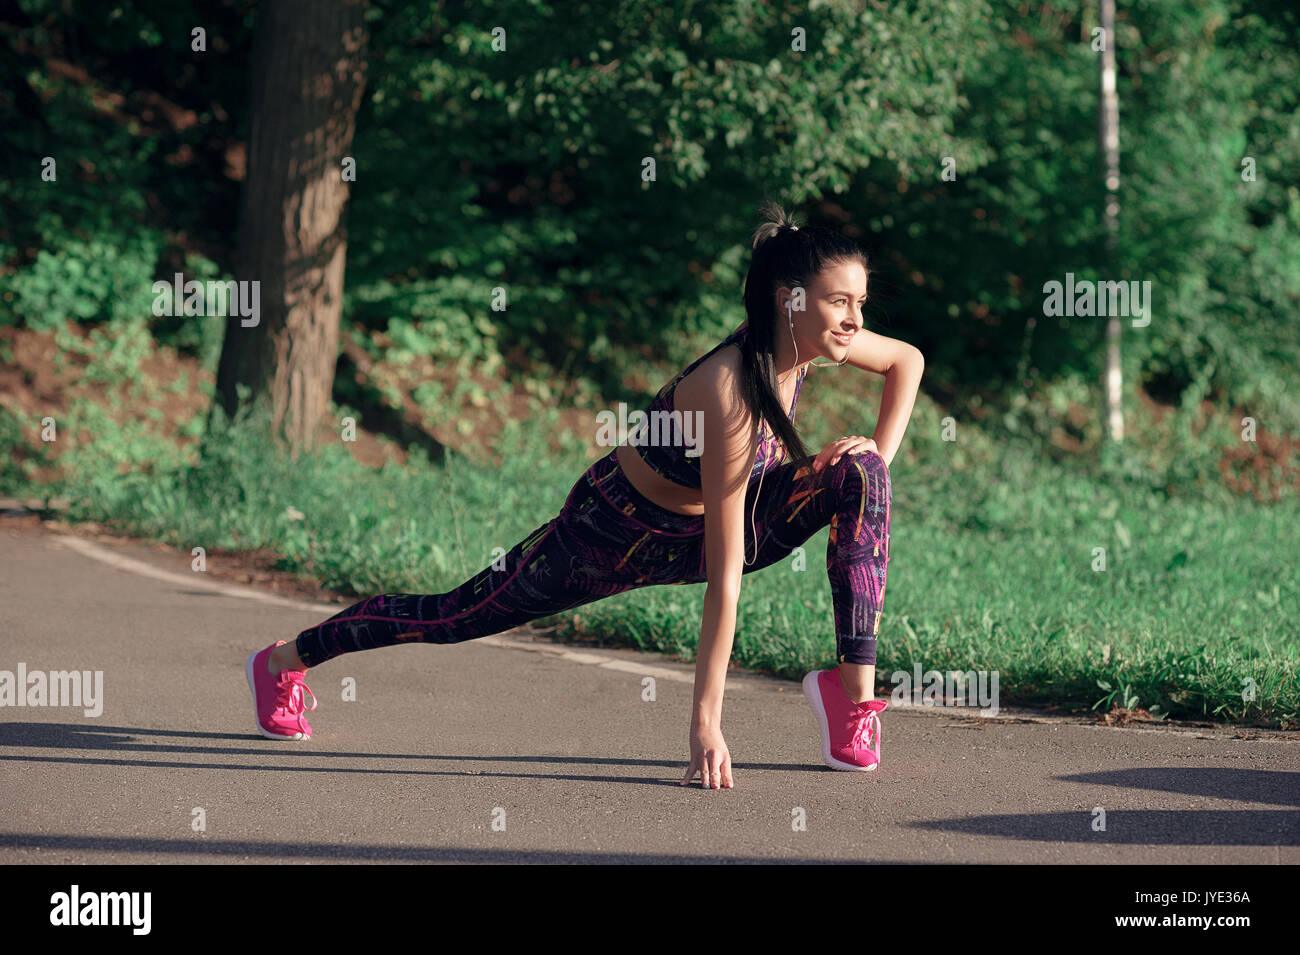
left=836, top=448, right=889, bottom=477
left=855, top=448, right=889, bottom=474
left=835, top=449, right=891, bottom=501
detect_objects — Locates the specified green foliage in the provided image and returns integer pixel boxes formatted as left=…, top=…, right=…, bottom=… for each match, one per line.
left=346, top=0, right=992, bottom=396
left=54, top=316, right=155, bottom=386
left=4, top=225, right=160, bottom=329
left=0, top=403, right=52, bottom=494
left=0, top=0, right=249, bottom=349
left=3, top=0, right=1294, bottom=439
left=18, top=319, right=200, bottom=495
left=869, top=0, right=1300, bottom=432
left=147, top=253, right=229, bottom=371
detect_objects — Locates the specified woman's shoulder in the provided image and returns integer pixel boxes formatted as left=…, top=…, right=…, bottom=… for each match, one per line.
left=675, top=333, right=746, bottom=409
left=651, top=325, right=743, bottom=404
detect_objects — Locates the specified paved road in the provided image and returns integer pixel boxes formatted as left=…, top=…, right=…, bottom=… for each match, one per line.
left=1, top=514, right=1296, bottom=863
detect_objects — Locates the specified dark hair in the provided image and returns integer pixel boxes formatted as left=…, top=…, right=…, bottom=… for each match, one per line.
left=739, top=199, right=869, bottom=464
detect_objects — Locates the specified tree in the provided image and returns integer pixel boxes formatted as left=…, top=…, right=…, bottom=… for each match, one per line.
left=212, top=0, right=369, bottom=454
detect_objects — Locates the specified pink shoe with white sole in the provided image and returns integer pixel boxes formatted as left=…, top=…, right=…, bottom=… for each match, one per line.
left=802, top=669, right=887, bottom=771
left=245, top=640, right=317, bottom=740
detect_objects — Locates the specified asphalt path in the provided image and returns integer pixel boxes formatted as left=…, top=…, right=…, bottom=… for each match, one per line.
left=1, top=513, right=1296, bottom=864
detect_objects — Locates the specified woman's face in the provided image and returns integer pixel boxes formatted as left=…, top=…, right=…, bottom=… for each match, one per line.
left=779, top=261, right=867, bottom=363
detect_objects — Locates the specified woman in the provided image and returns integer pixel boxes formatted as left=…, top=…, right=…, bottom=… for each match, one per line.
left=245, top=201, right=924, bottom=789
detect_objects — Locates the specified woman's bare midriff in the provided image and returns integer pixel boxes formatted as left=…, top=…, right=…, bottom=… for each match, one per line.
left=616, top=443, right=706, bottom=515
left=614, top=338, right=800, bottom=518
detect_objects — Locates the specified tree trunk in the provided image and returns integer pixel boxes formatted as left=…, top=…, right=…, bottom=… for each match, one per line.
left=1098, top=0, right=1123, bottom=443
left=212, top=0, right=368, bottom=455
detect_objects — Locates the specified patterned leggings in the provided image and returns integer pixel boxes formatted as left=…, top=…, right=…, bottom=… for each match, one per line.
left=293, top=447, right=892, bottom=668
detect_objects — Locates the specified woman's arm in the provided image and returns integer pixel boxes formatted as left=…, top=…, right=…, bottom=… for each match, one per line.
left=680, top=348, right=755, bottom=788
left=842, top=329, right=924, bottom=466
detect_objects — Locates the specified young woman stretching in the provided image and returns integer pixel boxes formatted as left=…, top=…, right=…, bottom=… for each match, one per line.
left=245, top=203, right=924, bottom=789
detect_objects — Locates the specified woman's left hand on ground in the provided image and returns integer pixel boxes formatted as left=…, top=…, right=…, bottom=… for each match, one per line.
left=812, top=435, right=879, bottom=472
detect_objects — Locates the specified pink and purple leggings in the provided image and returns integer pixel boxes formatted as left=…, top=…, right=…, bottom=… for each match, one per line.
left=293, top=447, right=892, bottom=669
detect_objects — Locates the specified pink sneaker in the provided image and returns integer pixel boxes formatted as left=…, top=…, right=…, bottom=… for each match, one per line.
left=245, top=640, right=317, bottom=740
left=802, top=669, right=887, bottom=771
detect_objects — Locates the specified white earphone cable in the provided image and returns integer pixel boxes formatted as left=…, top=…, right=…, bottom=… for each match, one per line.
left=744, top=302, right=848, bottom=565
left=744, top=305, right=803, bottom=565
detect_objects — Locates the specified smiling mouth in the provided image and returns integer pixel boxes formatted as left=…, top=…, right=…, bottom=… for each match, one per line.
left=832, top=332, right=854, bottom=345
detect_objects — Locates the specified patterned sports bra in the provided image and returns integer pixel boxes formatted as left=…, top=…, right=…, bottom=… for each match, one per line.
left=625, top=324, right=807, bottom=490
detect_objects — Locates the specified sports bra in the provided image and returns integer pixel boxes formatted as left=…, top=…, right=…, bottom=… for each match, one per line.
left=625, top=324, right=807, bottom=490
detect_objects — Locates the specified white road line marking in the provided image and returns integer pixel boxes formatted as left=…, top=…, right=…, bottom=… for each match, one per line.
left=53, top=534, right=343, bottom=615
left=476, top=636, right=702, bottom=685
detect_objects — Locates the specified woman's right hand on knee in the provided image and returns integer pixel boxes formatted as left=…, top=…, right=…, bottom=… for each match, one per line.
left=680, top=723, right=734, bottom=790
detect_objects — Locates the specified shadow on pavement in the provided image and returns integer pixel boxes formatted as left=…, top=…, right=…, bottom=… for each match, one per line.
left=908, top=767, right=1300, bottom=844
left=907, top=809, right=1298, bottom=845
left=1058, top=767, right=1300, bottom=807
left=0, top=832, right=868, bottom=863
left=0, top=721, right=824, bottom=782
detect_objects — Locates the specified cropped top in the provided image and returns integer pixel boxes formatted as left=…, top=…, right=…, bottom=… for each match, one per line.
left=625, top=324, right=807, bottom=490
